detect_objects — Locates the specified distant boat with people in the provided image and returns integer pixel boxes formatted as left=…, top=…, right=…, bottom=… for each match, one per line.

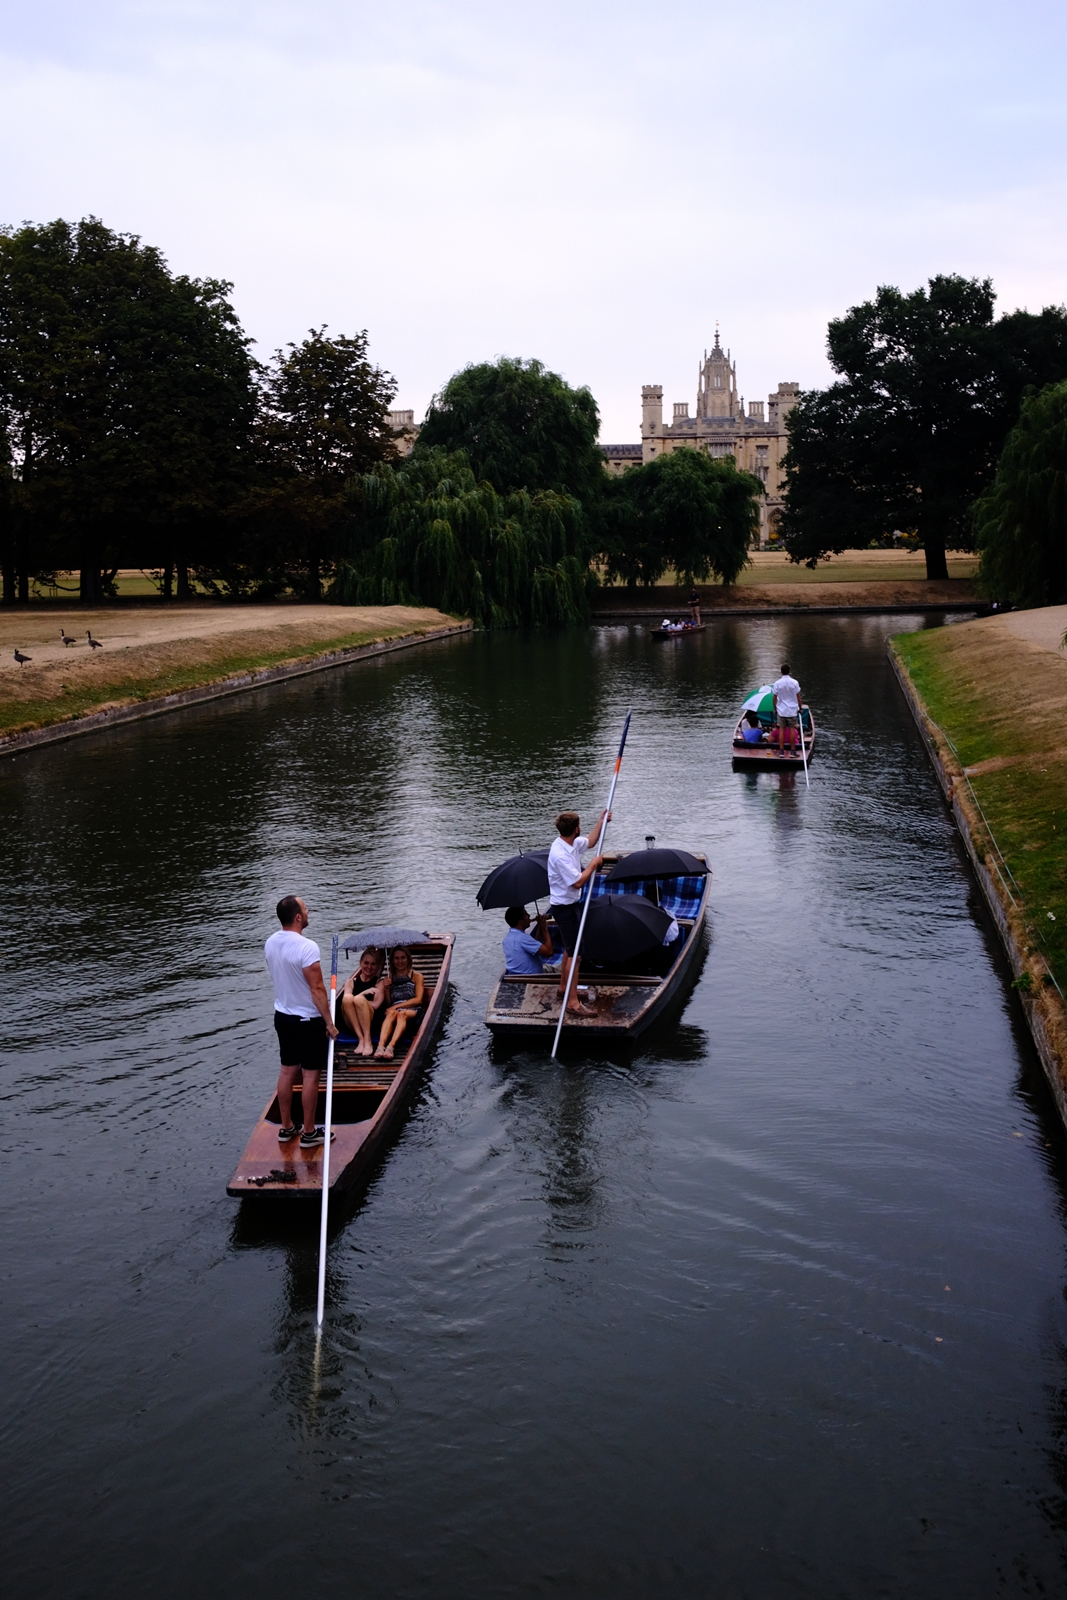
left=731, top=685, right=815, bottom=769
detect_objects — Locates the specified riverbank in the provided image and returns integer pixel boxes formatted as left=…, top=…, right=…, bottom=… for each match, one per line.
left=0, top=604, right=467, bottom=751
left=890, top=607, right=1067, bottom=1122
left=594, top=576, right=977, bottom=617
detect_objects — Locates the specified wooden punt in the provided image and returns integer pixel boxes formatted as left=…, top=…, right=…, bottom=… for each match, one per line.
left=485, top=853, right=709, bottom=1043
left=227, top=935, right=453, bottom=1200
left=651, top=624, right=706, bottom=638
left=731, top=709, right=815, bottom=769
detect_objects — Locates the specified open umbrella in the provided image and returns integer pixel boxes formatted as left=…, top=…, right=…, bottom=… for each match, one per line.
left=579, top=894, right=674, bottom=963
left=338, top=926, right=429, bottom=954
left=605, top=847, right=707, bottom=882
left=740, top=685, right=776, bottom=722
left=476, top=850, right=550, bottom=910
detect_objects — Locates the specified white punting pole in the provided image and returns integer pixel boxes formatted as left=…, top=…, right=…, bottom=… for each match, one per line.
left=551, top=710, right=633, bottom=1061
left=315, top=933, right=340, bottom=1329
left=798, top=703, right=810, bottom=789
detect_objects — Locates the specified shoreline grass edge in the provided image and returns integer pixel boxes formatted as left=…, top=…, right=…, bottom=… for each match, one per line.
left=887, top=637, right=1067, bottom=1128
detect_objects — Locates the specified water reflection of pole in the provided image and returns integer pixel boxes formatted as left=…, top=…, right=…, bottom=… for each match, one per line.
left=551, top=710, right=632, bottom=1061
left=315, top=934, right=339, bottom=1328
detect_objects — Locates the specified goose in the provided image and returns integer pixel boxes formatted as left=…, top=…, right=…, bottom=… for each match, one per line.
left=60, top=628, right=76, bottom=646
left=86, top=631, right=103, bottom=649
left=13, top=649, right=31, bottom=666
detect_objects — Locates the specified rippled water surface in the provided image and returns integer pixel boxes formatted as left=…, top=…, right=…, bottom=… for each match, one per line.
left=4, top=615, right=1067, bottom=1598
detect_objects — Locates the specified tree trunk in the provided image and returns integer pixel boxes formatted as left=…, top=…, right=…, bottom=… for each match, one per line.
left=162, top=561, right=173, bottom=600
left=1, top=555, right=13, bottom=606
left=923, top=527, right=949, bottom=581
left=18, top=567, right=29, bottom=603
left=176, top=564, right=191, bottom=600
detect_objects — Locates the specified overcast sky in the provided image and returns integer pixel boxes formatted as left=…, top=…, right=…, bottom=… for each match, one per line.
left=1, top=0, right=1065, bottom=439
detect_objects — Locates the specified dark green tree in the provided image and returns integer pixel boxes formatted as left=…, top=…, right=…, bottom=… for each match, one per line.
left=974, top=380, right=1067, bottom=607
left=780, top=276, right=1067, bottom=579
left=0, top=217, right=257, bottom=602
left=415, top=356, right=604, bottom=502
left=334, top=447, right=592, bottom=627
left=600, top=449, right=761, bottom=587
left=224, top=328, right=397, bottom=599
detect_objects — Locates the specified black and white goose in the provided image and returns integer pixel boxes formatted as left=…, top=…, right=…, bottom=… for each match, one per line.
left=13, top=649, right=31, bottom=666
left=60, top=628, right=76, bottom=646
left=86, top=631, right=103, bottom=649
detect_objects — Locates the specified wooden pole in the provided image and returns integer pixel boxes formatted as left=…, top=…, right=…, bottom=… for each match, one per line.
left=798, top=704, right=810, bottom=789
left=315, top=934, right=339, bottom=1329
left=550, top=710, right=632, bottom=1061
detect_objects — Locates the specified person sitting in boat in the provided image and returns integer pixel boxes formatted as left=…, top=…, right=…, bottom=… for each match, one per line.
left=660, top=617, right=672, bottom=630
left=738, top=710, right=765, bottom=745
left=340, top=946, right=388, bottom=1057
left=503, top=906, right=554, bottom=975
left=374, top=947, right=426, bottom=1060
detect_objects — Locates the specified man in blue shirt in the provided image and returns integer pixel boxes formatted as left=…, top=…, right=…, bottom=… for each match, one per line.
left=503, top=906, right=554, bottom=975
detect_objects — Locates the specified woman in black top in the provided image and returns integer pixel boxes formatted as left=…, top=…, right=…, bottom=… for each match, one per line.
left=374, top=948, right=425, bottom=1060
left=340, top=947, right=387, bottom=1056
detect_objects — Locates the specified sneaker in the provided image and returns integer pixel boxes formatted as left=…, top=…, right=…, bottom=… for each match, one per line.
left=299, top=1126, right=337, bottom=1148
left=277, top=1123, right=300, bottom=1142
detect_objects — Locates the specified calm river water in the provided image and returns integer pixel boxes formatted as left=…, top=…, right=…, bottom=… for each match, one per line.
left=3, top=615, right=1067, bottom=1598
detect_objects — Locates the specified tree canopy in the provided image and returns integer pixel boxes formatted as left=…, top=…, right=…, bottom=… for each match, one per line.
left=599, top=449, right=761, bottom=587
left=974, top=381, right=1067, bottom=608
left=0, top=216, right=256, bottom=601
left=334, top=448, right=593, bottom=627
left=415, top=356, right=604, bottom=502
left=779, top=276, right=1067, bottom=579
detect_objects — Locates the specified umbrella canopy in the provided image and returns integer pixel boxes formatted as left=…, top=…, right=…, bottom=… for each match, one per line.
left=740, top=685, right=776, bottom=722
left=605, top=847, right=707, bottom=882
left=476, top=850, right=550, bottom=910
left=338, top=926, right=429, bottom=953
left=580, top=894, right=674, bottom=963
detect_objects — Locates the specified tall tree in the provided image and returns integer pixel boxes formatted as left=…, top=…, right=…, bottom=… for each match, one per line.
left=227, top=328, right=397, bottom=599
left=415, top=356, right=605, bottom=502
left=600, top=449, right=761, bottom=587
left=974, top=380, right=1067, bottom=607
left=335, top=447, right=592, bottom=627
left=0, top=217, right=257, bottom=602
left=780, top=276, right=1067, bottom=579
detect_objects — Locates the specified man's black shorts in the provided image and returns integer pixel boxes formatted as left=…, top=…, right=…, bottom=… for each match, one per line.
left=550, top=901, right=582, bottom=956
left=274, top=1011, right=328, bottom=1073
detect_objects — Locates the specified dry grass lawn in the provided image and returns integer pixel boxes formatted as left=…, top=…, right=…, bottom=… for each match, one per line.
left=0, top=603, right=458, bottom=737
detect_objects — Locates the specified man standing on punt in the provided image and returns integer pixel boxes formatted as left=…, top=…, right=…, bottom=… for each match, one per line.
left=772, top=661, right=804, bottom=759
left=548, top=809, right=610, bottom=1017
left=264, top=895, right=339, bottom=1148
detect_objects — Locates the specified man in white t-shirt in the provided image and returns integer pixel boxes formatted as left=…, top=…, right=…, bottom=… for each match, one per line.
left=772, top=661, right=804, bottom=759
left=264, top=895, right=339, bottom=1148
left=548, top=808, right=610, bottom=1016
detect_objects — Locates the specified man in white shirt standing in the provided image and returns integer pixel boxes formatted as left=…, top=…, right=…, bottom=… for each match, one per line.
left=772, top=661, right=804, bottom=759
left=548, top=808, right=610, bottom=1017
left=264, top=895, right=339, bottom=1148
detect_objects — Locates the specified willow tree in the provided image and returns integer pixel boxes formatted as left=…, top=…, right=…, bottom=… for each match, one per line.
left=599, top=448, right=761, bottom=587
left=975, top=381, right=1067, bottom=607
left=334, top=448, right=592, bottom=626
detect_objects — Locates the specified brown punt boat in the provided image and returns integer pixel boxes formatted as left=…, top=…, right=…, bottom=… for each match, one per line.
left=650, top=624, right=706, bottom=638
left=227, top=935, right=454, bottom=1199
left=731, top=709, right=815, bottom=769
left=485, top=852, right=710, bottom=1043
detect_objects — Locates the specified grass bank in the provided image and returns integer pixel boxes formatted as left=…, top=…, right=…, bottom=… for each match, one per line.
left=892, top=607, right=1067, bottom=992
left=0, top=605, right=461, bottom=741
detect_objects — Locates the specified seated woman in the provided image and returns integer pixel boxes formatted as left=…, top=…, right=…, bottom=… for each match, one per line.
left=374, top=947, right=426, bottom=1061
left=340, top=946, right=387, bottom=1057
left=738, top=710, right=766, bottom=745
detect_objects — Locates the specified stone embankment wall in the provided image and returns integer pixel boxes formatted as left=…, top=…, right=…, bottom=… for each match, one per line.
left=889, top=644, right=1067, bottom=1127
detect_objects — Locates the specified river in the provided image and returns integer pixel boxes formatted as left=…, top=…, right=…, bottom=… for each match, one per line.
left=3, top=614, right=1066, bottom=1598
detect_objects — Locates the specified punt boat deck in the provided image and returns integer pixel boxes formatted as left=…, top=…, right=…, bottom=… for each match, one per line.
left=227, top=935, right=453, bottom=1199
left=731, top=708, right=815, bottom=769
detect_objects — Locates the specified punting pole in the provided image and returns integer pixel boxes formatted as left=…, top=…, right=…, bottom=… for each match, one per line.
left=315, top=934, right=340, bottom=1329
left=798, top=704, right=810, bottom=789
left=551, top=709, right=633, bottom=1061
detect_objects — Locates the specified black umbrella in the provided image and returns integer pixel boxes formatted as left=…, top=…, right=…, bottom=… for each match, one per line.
left=476, top=850, right=550, bottom=910
left=579, top=894, right=674, bottom=963
left=604, top=847, right=707, bottom=882
left=338, top=925, right=429, bottom=954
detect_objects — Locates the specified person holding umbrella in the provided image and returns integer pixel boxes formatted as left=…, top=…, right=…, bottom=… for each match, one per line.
left=548, top=809, right=610, bottom=1017
left=503, top=907, right=554, bottom=975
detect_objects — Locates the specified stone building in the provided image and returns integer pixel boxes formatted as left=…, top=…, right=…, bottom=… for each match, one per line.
left=601, top=333, right=799, bottom=545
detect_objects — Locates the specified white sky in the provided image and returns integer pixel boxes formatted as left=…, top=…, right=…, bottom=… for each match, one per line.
left=1, top=0, right=1065, bottom=440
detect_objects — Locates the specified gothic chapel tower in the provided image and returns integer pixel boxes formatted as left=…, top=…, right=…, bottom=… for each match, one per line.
left=697, top=332, right=738, bottom=419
